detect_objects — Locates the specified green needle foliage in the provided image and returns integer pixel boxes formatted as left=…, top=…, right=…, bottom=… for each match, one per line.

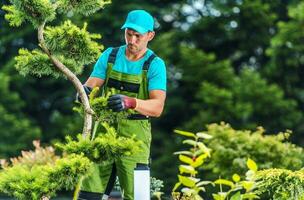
left=47, top=154, right=92, bottom=191
left=2, top=0, right=107, bottom=80
left=89, top=88, right=133, bottom=124
left=255, top=168, right=304, bottom=200
left=15, top=20, right=103, bottom=79
left=2, top=0, right=111, bottom=28
left=74, top=87, right=133, bottom=125
left=3, top=0, right=56, bottom=28
left=1, top=5, right=26, bottom=27
left=44, top=20, right=103, bottom=65
left=57, top=0, right=111, bottom=16
left=0, top=142, right=92, bottom=200
left=15, top=48, right=80, bottom=78
left=15, top=48, right=56, bottom=77
left=56, top=122, right=141, bottom=163
left=89, top=87, right=115, bottom=123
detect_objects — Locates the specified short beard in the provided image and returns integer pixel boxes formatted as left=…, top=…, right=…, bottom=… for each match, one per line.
left=127, top=44, right=138, bottom=52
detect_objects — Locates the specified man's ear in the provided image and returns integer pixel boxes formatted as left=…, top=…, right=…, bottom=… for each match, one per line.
left=148, top=31, right=155, bottom=41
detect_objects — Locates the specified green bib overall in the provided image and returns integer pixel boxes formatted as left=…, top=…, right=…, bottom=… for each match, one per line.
left=81, top=47, right=156, bottom=200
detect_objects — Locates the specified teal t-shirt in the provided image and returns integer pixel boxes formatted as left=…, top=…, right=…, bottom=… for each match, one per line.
left=90, top=45, right=167, bottom=91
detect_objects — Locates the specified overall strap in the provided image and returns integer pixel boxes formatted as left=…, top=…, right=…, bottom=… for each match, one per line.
left=143, top=53, right=157, bottom=71
left=108, top=47, right=119, bottom=64
left=102, top=47, right=119, bottom=96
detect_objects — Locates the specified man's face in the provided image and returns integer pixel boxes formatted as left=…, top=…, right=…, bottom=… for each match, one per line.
left=125, top=28, right=155, bottom=54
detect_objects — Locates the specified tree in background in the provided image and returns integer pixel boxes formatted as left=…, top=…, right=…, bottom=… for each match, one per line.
left=262, top=2, right=304, bottom=135
left=149, top=0, right=304, bottom=192
left=150, top=27, right=303, bottom=193
left=0, top=72, right=40, bottom=157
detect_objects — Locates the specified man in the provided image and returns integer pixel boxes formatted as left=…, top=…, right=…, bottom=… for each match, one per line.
left=77, top=9, right=166, bottom=200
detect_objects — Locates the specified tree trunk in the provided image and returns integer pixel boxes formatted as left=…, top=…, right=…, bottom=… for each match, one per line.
left=37, top=22, right=93, bottom=138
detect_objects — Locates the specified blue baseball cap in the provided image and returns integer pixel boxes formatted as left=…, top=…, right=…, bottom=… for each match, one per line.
left=121, top=10, right=154, bottom=34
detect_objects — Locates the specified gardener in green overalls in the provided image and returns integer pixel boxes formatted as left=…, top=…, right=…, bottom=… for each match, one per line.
left=77, top=9, right=167, bottom=200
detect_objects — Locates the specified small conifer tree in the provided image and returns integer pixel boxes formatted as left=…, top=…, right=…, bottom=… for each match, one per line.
left=2, top=0, right=111, bottom=137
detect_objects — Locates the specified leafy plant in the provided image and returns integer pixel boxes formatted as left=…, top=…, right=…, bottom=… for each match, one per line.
left=213, top=158, right=259, bottom=200
left=151, top=177, right=164, bottom=199
left=172, top=129, right=214, bottom=200
left=171, top=125, right=304, bottom=200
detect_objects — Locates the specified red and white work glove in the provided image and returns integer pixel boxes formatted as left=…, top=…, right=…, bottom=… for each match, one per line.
left=107, top=94, right=137, bottom=112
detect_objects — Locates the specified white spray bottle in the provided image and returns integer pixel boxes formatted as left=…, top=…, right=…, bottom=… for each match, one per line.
left=134, top=163, right=150, bottom=200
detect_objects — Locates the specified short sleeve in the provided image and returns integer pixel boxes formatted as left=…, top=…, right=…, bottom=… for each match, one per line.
left=90, top=47, right=113, bottom=80
left=147, top=57, right=167, bottom=91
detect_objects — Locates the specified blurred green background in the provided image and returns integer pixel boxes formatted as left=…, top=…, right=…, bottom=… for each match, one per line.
left=1, top=0, right=304, bottom=197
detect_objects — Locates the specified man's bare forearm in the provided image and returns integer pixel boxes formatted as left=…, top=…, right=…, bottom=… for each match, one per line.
left=85, top=77, right=104, bottom=88
left=134, top=90, right=166, bottom=117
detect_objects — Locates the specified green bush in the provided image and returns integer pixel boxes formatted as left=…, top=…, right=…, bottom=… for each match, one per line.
left=171, top=125, right=304, bottom=200
left=255, top=168, right=304, bottom=200
left=0, top=141, right=92, bottom=200
left=202, top=123, right=304, bottom=179
left=56, top=122, right=141, bottom=163
left=0, top=122, right=141, bottom=200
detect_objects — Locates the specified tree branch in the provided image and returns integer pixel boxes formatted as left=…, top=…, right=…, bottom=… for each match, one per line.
left=37, top=22, right=93, bottom=138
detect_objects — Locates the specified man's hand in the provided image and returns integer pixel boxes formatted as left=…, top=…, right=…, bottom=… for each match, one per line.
left=76, top=85, right=92, bottom=103
left=108, top=94, right=137, bottom=112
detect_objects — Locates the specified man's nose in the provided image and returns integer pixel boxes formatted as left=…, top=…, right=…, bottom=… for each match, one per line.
left=129, top=36, right=136, bottom=44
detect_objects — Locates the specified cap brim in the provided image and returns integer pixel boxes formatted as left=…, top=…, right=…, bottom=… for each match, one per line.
left=121, top=23, right=148, bottom=34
